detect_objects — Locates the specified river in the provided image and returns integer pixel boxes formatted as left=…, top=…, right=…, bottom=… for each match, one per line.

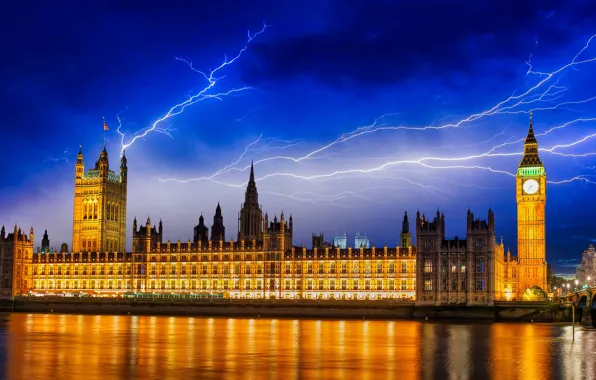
left=0, top=313, right=593, bottom=379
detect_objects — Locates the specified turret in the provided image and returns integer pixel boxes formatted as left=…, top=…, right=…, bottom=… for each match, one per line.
left=488, top=207, right=495, bottom=231
left=211, top=203, right=226, bottom=242
left=402, top=211, right=410, bottom=234
left=41, top=229, right=50, bottom=252
left=280, top=211, right=285, bottom=232
left=120, top=150, right=128, bottom=182
left=400, top=211, right=411, bottom=249
left=98, top=145, right=109, bottom=175
left=75, top=145, right=84, bottom=180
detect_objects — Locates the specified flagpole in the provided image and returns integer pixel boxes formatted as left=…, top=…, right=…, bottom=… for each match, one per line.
left=102, top=116, right=106, bottom=148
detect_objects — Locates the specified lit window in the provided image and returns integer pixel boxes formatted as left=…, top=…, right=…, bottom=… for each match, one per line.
left=424, top=260, right=433, bottom=273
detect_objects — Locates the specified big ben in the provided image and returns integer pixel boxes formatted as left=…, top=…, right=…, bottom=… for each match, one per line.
left=516, top=112, right=547, bottom=295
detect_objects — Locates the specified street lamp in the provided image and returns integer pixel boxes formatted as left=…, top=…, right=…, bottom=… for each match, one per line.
left=588, top=276, right=592, bottom=287
left=575, top=279, right=579, bottom=291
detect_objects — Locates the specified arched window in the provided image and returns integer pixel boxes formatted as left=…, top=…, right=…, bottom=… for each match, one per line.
left=115, top=205, right=119, bottom=221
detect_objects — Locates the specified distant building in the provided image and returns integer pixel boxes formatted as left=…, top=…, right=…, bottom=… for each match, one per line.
left=333, top=233, right=347, bottom=249
left=354, top=233, right=370, bottom=248
left=40, top=230, right=50, bottom=253
left=312, top=234, right=324, bottom=249
left=576, top=244, right=596, bottom=286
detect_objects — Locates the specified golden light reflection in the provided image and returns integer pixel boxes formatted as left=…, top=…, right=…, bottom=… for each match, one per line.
left=2, top=314, right=594, bottom=380
left=490, top=323, right=552, bottom=380
left=446, top=324, right=471, bottom=380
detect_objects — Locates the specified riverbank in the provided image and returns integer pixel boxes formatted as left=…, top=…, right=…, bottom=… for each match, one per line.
left=0, top=297, right=570, bottom=322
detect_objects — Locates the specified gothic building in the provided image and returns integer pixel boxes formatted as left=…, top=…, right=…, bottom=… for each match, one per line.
left=72, top=145, right=127, bottom=253
left=415, top=209, right=505, bottom=306
left=11, top=118, right=548, bottom=301
left=355, top=233, right=370, bottom=249
left=0, top=225, right=34, bottom=297
left=333, top=233, right=347, bottom=249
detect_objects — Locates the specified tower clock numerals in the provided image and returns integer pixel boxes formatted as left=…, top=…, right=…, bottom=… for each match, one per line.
left=522, top=179, right=539, bottom=195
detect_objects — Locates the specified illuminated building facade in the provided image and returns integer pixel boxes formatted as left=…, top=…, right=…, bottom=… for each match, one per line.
left=576, top=244, right=596, bottom=285
left=355, top=233, right=370, bottom=248
left=415, top=209, right=505, bottom=305
left=13, top=118, right=547, bottom=302
left=20, top=157, right=415, bottom=299
left=333, top=233, right=347, bottom=249
left=72, top=146, right=127, bottom=253
left=0, top=225, right=34, bottom=297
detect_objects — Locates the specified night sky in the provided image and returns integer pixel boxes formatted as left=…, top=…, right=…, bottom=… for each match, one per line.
left=1, top=0, right=596, bottom=276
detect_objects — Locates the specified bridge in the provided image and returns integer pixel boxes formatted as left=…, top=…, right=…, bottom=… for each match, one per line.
left=564, top=285, right=596, bottom=327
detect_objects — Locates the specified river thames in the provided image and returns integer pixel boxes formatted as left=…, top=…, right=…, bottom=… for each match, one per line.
left=0, top=313, right=593, bottom=380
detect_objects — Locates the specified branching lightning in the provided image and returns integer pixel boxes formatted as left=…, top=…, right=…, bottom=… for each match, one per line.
left=157, top=33, right=596, bottom=206
left=115, top=23, right=268, bottom=156
left=44, top=149, right=71, bottom=165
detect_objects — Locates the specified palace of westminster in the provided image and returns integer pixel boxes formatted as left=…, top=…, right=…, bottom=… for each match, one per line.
left=0, top=117, right=549, bottom=304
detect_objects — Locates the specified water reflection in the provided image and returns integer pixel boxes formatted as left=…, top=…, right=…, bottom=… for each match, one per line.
left=0, top=313, right=594, bottom=380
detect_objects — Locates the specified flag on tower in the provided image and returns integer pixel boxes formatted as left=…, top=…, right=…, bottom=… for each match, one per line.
left=103, top=117, right=109, bottom=131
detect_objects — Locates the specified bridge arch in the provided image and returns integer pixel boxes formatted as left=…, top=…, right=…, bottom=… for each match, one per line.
left=579, top=295, right=588, bottom=309
left=592, top=292, right=596, bottom=309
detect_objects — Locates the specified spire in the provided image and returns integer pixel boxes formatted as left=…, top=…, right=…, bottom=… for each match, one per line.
left=76, top=145, right=84, bottom=165
left=525, top=111, right=537, bottom=144
left=519, top=112, right=542, bottom=167
left=402, top=211, right=410, bottom=234
left=249, top=160, right=255, bottom=183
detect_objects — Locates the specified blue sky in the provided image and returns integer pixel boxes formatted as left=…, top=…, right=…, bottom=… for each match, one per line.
left=1, top=0, right=596, bottom=275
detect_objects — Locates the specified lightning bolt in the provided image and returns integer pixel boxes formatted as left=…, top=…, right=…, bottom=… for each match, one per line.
left=44, top=149, right=71, bottom=165
left=115, top=23, right=268, bottom=156
left=160, top=33, right=596, bottom=203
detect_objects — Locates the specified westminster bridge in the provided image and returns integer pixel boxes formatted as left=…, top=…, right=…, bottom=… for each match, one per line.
left=564, top=285, right=596, bottom=327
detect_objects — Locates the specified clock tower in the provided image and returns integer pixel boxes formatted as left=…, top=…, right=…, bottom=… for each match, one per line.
left=516, top=113, right=547, bottom=296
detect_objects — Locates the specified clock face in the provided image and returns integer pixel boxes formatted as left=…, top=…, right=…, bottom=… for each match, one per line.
left=523, top=179, right=539, bottom=194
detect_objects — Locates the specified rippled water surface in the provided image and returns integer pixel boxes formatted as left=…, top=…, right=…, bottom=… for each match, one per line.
left=0, top=313, right=594, bottom=379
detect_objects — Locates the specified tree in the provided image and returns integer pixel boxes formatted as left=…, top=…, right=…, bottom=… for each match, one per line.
left=522, top=286, right=548, bottom=301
